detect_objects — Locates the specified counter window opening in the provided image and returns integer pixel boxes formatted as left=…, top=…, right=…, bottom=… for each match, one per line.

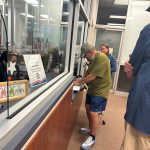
left=0, top=0, right=74, bottom=117
left=74, top=11, right=86, bottom=77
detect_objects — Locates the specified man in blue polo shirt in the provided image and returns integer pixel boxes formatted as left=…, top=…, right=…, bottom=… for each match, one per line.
left=122, top=23, right=150, bottom=149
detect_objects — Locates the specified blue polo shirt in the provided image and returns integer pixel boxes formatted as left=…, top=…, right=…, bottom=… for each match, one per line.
left=124, top=23, right=150, bottom=135
left=107, top=54, right=117, bottom=74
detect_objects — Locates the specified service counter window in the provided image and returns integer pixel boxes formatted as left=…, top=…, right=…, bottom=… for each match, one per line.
left=0, top=2, right=8, bottom=48
left=73, top=12, right=86, bottom=77
left=0, top=5, right=2, bottom=46
left=0, top=0, right=73, bottom=117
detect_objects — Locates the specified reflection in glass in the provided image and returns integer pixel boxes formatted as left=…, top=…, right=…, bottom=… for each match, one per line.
left=0, top=2, right=9, bottom=116
left=95, top=29, right=122, bottom=58
left=74, top=12, right=85, bottom=77
left=0, top=0, right=73, bottom=116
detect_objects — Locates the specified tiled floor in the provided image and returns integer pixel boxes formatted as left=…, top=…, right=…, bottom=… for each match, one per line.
left=67, top=94, right=127, bottom=150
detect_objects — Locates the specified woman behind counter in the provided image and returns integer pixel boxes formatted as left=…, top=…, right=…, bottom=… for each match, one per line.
left=7, top=54, right=20, bottom=81
left=100, top=43, right=117, bottom=74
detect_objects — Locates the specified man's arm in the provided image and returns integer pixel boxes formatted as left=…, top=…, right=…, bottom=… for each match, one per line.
left=124, top=61, right=133, bottom=80
left=73, top=74, right=96, bottom=86
left=129, top=25, right=149, bottom=76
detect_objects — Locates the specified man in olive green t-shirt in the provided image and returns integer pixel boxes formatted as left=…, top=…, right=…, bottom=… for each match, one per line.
left=73, top=43, right=111, bottom=150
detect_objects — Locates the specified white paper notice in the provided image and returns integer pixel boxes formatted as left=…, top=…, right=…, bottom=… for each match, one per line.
left=23, top=54, right=47, bottom=87
left=73, top=86, right=81, bottom=91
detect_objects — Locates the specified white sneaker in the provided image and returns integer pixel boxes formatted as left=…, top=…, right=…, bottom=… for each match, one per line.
left=79, top=128, right=90, bottom=135
left=81, top=136, right=96, bottom=150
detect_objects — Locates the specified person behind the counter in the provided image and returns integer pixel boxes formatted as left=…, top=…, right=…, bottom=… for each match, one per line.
left=0, top=51, right=7, bottom=82
left=7, top=54, right=20, bottom=81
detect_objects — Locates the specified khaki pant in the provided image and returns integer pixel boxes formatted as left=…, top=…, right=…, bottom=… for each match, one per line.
left=121, top=123, right=150, bottom=150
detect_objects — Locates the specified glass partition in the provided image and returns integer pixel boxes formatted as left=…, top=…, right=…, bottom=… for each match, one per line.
left=0, top=1, right=8, bottom=117
left=0, top=4, right=3, bottom=46
left=73, top=12, right=85, bottom=77
left=95, top=29, right=122, bottom=58
left=95, top=29, right=122, bottom=91
left=0, top=0, right=73, bottom=117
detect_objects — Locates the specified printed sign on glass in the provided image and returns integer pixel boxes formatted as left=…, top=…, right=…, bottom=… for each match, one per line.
left=23, top=54, right=47, bottom=87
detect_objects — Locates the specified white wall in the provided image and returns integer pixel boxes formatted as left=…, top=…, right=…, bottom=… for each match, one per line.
left=120, top=0, right=150, bottom=64
left=87, top=0, right=99, bottom=45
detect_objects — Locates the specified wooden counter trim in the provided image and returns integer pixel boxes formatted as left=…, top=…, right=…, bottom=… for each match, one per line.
left=21, top=84, right=73, bottom=150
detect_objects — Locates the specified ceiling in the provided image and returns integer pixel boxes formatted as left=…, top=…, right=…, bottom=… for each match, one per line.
left=96, top=0, right=128, bottom=25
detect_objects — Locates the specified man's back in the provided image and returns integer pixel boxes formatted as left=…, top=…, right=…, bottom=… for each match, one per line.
left=87, top=52, right=111, bottom=99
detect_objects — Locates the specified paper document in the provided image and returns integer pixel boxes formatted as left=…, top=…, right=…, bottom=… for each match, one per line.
left=73, top=86, right=81, bottom=91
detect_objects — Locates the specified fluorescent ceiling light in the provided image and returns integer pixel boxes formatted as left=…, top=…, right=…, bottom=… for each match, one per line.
left=107, top=23, right=125, bottom=26
left=40, top=19, right=49, bottom=21
left=40, top=17, right=55, bottom=21
left=24, top=0, right=38, bottom=5
left=20, top=13, right=36, bottom=18
left=41, top=14, right=49, bottom=19
left=114, top=0, right=128, bottom=5
left=32, top=4, right=45, bottom=7
left=61, top=22, right=68, bottom=25
left=62, top=12, right=69, bottom=15
left=110, top=15, right=126, bottom=19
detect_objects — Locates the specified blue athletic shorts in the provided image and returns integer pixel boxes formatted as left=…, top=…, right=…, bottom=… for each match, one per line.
left=85, top=94, right=107, bottom=112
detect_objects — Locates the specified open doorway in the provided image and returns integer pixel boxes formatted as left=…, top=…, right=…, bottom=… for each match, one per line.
left=95, top=27, right=124, bottom=93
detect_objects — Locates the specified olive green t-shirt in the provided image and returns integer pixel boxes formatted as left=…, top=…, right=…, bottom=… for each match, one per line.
left=86, top=52, right=111, bottom=99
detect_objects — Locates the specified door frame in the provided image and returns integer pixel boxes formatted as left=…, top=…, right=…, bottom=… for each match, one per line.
left=95, top=25, right=125, bottom=93
left=77, top=21, right=85, bottom=76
